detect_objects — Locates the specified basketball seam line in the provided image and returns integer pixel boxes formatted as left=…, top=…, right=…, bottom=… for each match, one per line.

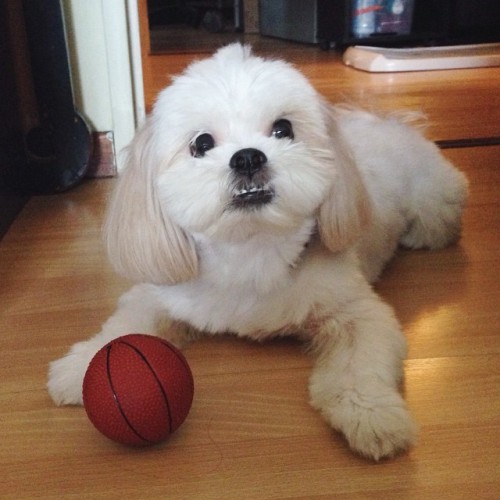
left=120, top=340, right=174, bottom=436
left=106, top=344, right=155, bottom=444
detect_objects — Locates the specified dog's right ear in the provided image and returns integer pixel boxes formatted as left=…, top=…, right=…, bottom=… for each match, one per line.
left=103, top=119, right=198, bottom=285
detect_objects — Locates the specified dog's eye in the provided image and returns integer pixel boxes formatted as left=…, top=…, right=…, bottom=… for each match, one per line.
left=190, top=133, right=215, bottom=158
left=271, top=119, right=294, bottom=140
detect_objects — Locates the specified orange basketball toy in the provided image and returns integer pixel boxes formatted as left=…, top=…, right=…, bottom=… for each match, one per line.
left=83, top=334, right=194, bottom=446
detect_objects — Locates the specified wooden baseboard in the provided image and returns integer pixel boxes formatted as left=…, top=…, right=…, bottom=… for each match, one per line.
left=86, top=131, right=117, bottom=178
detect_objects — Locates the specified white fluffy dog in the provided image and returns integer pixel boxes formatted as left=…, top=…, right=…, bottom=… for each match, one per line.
left=48, top=44, right=468, bottom=460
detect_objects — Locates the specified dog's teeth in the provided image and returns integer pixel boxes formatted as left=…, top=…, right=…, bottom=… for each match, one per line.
left=236, top=186, right=265, bottom=195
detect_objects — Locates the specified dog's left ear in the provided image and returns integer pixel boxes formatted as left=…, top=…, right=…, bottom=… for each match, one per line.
left=317, top=104, right=372, bottom=253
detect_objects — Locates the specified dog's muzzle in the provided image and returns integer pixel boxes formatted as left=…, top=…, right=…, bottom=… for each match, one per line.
left=230, top=148, right=274, bottom=208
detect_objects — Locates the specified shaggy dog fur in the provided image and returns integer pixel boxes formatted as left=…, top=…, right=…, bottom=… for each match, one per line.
left=48, top=44, right=468, bottom=460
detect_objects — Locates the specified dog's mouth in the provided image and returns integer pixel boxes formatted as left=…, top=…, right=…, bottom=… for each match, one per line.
left=231, top=184, right=274, bottom=208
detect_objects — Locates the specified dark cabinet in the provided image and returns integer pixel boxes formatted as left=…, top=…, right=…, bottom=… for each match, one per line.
left=260, top=0, right=500, bottom=48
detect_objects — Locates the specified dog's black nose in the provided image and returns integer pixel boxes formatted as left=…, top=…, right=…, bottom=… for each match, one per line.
left=229, top=148, right=267, bottom=178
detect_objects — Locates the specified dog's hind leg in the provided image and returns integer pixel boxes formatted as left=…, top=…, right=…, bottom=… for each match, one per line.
left=399, top=146, right=468, bottom=251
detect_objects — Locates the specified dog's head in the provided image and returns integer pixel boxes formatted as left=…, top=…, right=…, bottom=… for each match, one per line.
left=105, top=44, right=370, bottom=284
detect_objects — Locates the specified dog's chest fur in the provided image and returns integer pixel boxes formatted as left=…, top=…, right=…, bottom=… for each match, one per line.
left=158, top=218, right=355, bottom=338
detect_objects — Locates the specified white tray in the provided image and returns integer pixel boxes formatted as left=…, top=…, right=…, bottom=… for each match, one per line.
left=343, top=43, right=500, bottom=72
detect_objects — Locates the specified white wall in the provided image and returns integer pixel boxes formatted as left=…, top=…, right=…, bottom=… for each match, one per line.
left=62, top=0, right=144, bottom=169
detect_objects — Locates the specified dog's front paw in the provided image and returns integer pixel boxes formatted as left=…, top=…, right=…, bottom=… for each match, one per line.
left=313, top=388, right=417, bottom=460
left=47, top=340, right=98, bottom=406
left=340, top=392, right=417, bottom=460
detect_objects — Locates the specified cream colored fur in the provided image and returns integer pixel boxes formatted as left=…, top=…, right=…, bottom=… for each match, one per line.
left=48, top=44, right=468, bottom=460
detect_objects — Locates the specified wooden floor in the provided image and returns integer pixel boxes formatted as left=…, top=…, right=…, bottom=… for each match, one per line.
left=1, top=41, right=499, bottom=498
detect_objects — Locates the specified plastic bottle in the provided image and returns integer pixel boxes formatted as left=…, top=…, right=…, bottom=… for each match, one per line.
left=352, top=0, right=378, bottom=37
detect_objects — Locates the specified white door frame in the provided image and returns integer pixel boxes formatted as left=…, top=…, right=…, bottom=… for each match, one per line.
left=63, top=0, right=145, bottom=170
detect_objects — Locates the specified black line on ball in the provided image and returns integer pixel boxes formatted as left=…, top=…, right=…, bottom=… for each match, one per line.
left=156, top=338, right=194, bottom=406
left=157, top=338, right=193, bottom=378
left=106, top=344, right=153, bottom=444
left=120, top=339, right=174, bottom=436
